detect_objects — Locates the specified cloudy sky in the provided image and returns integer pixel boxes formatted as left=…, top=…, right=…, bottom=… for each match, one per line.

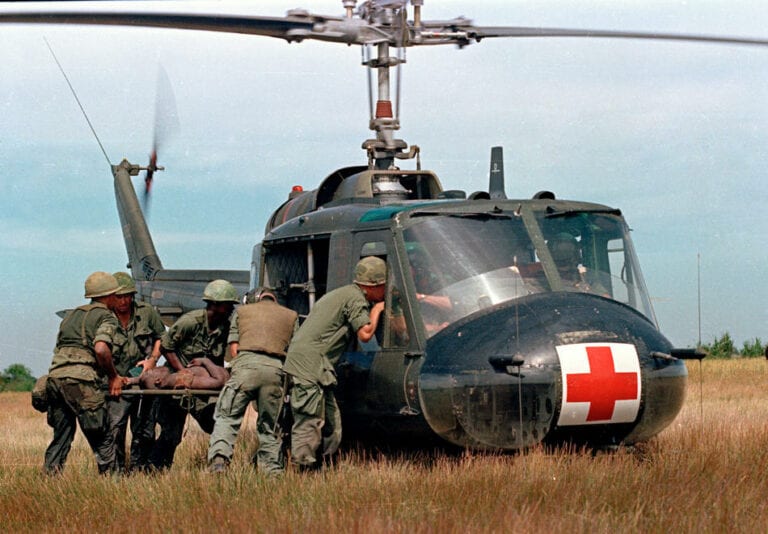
left=1, top=0, right=767, bottom=377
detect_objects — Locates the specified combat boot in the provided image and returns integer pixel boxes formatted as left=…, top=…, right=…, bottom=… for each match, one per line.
left=208, top=455, right=229, bottom=474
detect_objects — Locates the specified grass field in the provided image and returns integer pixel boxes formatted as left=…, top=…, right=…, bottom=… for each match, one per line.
left=2, top=358, right=768, bottom=533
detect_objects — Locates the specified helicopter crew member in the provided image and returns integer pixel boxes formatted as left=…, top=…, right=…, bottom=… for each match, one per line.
left=106, top=272, right=165, bottom=473
left=547, top=232, right=609, bottom=296
left=207, top=288, right=299, bottom=475
left=284, top=256, right=386, bottom=470
left=44, top=271, right=127, bottom=475
left=148, top=279, right=238, bottom=470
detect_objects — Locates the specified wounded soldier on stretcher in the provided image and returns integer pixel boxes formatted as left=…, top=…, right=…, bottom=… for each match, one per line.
left=126, top=357, right=229, bottom=390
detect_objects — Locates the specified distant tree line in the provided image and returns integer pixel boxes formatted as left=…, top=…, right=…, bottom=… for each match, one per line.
left=699, top=333, right=765, bottom=359
left=0, top=364, right=36, bottom=392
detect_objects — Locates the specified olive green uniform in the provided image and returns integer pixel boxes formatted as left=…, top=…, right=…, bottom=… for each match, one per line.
left=107, top=300, right=165, bottom=471
left=208, top=300, right=298, bottom=474
left=283, top=284, right=371, bottom=467
left=44, top=303, right=120, bottom=475
left=150, top=309, right=229, bottom=470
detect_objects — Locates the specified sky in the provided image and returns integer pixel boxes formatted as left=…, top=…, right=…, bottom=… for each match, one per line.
left=0, top=0, right=767, bottom=377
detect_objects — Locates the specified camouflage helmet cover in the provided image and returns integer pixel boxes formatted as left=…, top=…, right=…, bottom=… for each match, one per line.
left=354, top=256, right=387, bottom=286
left=84, top=271, right=120, bottom=298
left=113, top=271, right=137, bottom=295
left=203, top=279, right=239, bottom=303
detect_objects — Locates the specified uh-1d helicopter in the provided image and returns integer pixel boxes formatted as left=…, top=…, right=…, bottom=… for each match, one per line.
left=4, top=1, right=766, bottom=451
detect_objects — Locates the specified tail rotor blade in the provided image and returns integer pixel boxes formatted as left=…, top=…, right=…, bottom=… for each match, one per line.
left=141, top=64, right=179, bottom=215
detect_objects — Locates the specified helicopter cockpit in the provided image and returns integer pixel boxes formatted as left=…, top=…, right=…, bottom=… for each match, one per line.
left=398, top=204, right=656, bottom=338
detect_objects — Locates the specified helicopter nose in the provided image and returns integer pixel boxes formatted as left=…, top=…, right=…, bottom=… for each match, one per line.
left=417, top=292, right=687, bottom=450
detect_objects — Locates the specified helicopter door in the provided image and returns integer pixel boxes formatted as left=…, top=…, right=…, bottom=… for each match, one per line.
left=352, top=235, right=421, bottom=416
left=354, top=236, right=417, bottom=351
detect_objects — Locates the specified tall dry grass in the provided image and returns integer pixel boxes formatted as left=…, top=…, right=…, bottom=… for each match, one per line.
left=2, top=358, right=768, bottom=533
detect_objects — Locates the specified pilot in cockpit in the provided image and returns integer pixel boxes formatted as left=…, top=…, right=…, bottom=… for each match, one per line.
left=547, top=233, right=609, bottom=297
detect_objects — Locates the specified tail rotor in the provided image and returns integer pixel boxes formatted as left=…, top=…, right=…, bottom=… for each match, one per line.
left=141, top=64, right=179, bottom=215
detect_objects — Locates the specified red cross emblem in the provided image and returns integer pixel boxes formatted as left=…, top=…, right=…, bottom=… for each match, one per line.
left=556, top=343, right=641, bottom=426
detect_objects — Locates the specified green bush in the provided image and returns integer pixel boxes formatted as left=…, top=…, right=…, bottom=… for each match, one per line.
left=702, top=332, right=736, bottom=359
left=740, top=338, right=765, bottom=358
left=700, top=333, right=766, bottom=359
left=0, top=364, right=36, bottom=392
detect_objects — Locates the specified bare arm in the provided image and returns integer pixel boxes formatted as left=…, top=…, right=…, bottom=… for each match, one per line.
left=229, top=341, right=239, bottom=360
left=94, top=340, right=125, bottom=396
left=416, top=293, right=452, bottom=312
left=357, top=301, right=385, bottom=343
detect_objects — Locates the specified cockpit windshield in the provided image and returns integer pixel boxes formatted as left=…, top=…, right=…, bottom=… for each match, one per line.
left=401, top=209, right=656, bottom=337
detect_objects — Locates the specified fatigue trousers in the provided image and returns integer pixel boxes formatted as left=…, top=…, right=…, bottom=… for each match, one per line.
left=44, top=377, right=117, bottom=475
left=289, top=377, right=342, bottom=468
left=208, top=352, right=286, bottom=474
left=107, top=394, right=157, bottom=472
left=149, top=394, right=216, bottom=470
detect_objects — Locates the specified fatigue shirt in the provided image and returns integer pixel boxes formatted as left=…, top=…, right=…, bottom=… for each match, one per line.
left=48, top=302, right=119, bottom=381
left=161, top=308, right=229, bottom=367
left=283, top=284, right=371, bottom=385
left=112, top=301, right=166, bottom=376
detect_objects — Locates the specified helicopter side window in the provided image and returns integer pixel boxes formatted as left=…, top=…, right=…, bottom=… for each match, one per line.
left=402, top=215, right=535, bottom=336
left=263, top=237, right=330, bottom=318
left=384, top=265, right=412, bottom=348
left=534, top=212, right=656, bottom=321
left=356, top=239, right=414, bottom=349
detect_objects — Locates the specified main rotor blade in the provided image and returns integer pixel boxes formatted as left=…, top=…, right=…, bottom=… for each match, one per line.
left=2, top=9, right=768, bottom=48
left=0, top=11, right=319, bottom=41
left=455, top=25, right=768, bottom=48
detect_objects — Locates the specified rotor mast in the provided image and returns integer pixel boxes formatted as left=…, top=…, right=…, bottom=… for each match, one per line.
left=355, top=1, right=414, bottom=170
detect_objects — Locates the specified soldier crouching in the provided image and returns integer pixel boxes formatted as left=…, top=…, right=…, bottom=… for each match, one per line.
left=44, top=271, right=127, bottom=475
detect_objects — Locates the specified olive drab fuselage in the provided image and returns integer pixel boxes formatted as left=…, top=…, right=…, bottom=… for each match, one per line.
left=112, top=155, right=688, bottom=450
left=247, top=167, right=688, bottom=451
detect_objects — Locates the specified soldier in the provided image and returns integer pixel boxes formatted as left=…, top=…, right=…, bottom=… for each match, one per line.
left=44, top=271, right=127, bottom=475
left=106, top=271, right=165, bottom=473
left=208, top=288, right=299, bottom=475
left=284, top=256, right=386, bottom=471
left=148, top=279, right=237, bottom=470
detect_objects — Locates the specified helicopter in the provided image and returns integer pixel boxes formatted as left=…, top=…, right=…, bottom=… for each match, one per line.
left=3, top=1, right=766, bottom=451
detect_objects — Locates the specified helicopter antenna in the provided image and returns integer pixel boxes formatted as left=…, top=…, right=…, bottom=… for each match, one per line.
left=697, top=252, right=702, bottom=347
left=489, top=146, right=507, bottom=199
left=696, top=252, right=704, bottom=426
left=43, top=37, right=111, bottom=167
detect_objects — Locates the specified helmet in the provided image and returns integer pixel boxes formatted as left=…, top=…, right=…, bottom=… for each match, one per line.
left=548, top=232, right=580, bottom=263
left=113, top=271, right=137, bottom=295
left=84, top=271, right=120, bottom=298
left=203, top=279, right=239, bottom=303
left=354, top=256, right=387, bottom=286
